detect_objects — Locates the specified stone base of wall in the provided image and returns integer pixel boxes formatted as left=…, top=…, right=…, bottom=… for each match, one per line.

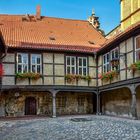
left=0, top=91, right=95, bottom=117
left=101, top=88, right=132, bottom=118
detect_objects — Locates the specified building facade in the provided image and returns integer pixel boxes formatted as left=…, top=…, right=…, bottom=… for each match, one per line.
left=0, top=1, right=140, bottom=119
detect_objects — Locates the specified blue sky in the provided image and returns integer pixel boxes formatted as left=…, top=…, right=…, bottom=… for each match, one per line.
left=0, top=0, right=120, bottom=34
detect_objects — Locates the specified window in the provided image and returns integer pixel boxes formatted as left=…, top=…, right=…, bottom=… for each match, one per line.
left=135, top=35, right=140, bottom=61
left=66, top=56, right=76, bottom=74
left=57, top=96, right=67, bottom=107
left=111, top=48, right=119, bottom=60
left=17, top=53, right=28, bottom=73
left=78, top=57, right=87, bottom=76
left=103, top=53, right=110, bottom=73
left=111, top=48, right=119, bottom=70
left=31, top=54, right=42, bottom=73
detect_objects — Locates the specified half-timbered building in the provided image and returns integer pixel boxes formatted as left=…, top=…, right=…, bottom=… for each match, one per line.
left=0, top=0, right=140, bottom=119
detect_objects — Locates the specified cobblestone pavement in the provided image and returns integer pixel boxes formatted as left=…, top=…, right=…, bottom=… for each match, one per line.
left=0, top=115, right=140, bottom=140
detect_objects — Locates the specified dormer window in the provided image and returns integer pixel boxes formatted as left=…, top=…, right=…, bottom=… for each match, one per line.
left=135, top=35, right=140, bottom=61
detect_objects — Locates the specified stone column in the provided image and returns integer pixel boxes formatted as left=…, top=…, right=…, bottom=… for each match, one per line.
left=49, top=90, right=59, bottom=118
left=129, top=85, right=137, bottom=119
left=96, top=93, right=101, bottom=115
left=52, top=93, right=56, bottom=118
left=131, top=92, right=137, bottom=119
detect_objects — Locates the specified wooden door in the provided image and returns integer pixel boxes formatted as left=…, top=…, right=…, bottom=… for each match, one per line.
left=25, top=97, right=37, bottom=115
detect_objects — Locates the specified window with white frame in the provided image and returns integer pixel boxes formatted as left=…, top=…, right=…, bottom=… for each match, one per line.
left=17, top=53, right=28, bottom=73
left=111, top=48, right=119, bottom=60
left=78, top=57, right=87, bottom=76
left=135, top=35, right=140, bottom=61
left=103, top=53, right=110, bottom=73
left=66, top=56, right=76, bottom=74
left=111, top=48, right=119, bottom=70
left=31, top=54, right=42, bottom=73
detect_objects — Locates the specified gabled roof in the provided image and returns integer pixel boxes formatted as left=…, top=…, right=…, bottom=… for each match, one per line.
left=99, top=21, right=140, bottom=53
left=0, top=14, right=106, bottom=53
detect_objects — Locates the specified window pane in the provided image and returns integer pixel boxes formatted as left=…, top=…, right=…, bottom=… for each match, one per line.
left=103, top=56, right=106, bottom=64
left=136, top=37, right=140, bottom=49
left=32, top=65, right=36, bottom=73
left=67, top=66, right=70, bottom=74
left=136, top=50, right=140, bottom=61
left=37, top=65, right=41, bottom=73
left=32, top=56, right=36, bottom=64
left=112, top=51, right=115, bottom=59
left=23, top=65, right=28, bottom=73
left=72, top=67, right=75, bottom=74
left=18, top=65, right=22, bottom=73
left=79, top=67, right=82, bottom=75
left=107, top=64, right=110, bottom=72
left=115, top=50, right=118, bottom=58
left=71, top=57, right=75, bottom=65
left=37, top=57, right=41, bottom=64
left=67, top=57, right=70, bottom=65
left=83, top=68, right=87, bottom=76
left=107, top=54, right=109, bottom=62
left=79, top=58, right=82, bottom=66
left=18, top=54, right=22, bottom=63
left=83, top=59, right=87, bottom=66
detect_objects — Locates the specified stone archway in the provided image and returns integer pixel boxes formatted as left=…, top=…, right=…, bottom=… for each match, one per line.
left=25, top=97, right=37, bottom=115
left=100, top=87, right=132, bottom=118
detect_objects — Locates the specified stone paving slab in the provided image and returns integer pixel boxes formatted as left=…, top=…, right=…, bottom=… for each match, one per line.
left=0, top=115, right=140, bottom=140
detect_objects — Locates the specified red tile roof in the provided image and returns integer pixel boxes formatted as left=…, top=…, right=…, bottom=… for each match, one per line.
left=0, top=14, right=106, bottom=53
left=101, top=21, right=140, bottom=50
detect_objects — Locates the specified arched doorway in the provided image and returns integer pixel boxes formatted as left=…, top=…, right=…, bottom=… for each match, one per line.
left=25, top=97, right=37, bottom=115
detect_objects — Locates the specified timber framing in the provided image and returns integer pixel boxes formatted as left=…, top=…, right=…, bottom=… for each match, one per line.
left=1, top=85, right=97, bottom=94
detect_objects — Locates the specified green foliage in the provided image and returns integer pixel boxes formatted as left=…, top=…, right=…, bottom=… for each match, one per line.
left=16, top=72, right=42, bottom=80
left=65, top=74, right=92, bottom=83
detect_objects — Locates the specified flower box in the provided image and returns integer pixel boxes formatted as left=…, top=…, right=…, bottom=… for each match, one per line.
left=65, top=74, right=92, bottom=83
left=16, top=72, right=42, bottom=80
left=99, top=70, right=119, bottom=82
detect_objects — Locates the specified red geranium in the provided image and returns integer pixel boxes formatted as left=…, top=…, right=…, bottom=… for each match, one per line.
left=0, top=64, right=4, bottom=77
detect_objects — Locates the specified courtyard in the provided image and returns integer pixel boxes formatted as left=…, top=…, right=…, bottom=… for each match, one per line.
left=0, top=115, right=140, bottom=140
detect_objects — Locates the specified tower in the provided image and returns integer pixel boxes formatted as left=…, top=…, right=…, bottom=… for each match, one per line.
left=121, top=0, right=140, bottom=30
left=88, top=9, right=100, bottom=29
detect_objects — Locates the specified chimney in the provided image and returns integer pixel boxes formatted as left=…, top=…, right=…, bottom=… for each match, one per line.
left=36, top=5, right=41, bottom=20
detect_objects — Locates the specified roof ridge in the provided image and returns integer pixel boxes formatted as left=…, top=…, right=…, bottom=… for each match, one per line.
left=0, top=14, right=88, bottom=22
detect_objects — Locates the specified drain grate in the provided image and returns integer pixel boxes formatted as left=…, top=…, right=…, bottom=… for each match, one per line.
left=70, top=118, right=92, bottom=122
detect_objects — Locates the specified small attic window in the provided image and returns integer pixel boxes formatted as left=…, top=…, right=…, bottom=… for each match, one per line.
left=88, top=41, right=95, bottom=45
left=49, top=37, right=56, bottom=40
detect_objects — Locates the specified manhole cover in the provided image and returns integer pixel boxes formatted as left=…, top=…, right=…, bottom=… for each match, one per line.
left=70, top=118, right=92, bottom=122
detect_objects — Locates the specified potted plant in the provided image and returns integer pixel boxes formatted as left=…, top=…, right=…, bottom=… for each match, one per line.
left=110, top=58, right=119, bottom=67
left=99, top=70, right=119, bottom=82
left=129, top=61, right=140, bottom=74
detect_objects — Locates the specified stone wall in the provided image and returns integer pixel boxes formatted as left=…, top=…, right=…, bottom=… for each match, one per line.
left=101, top=88, right=132, bottom=118
left=0, top=92, right=95, bottom=117
left=136, top=86, right=140, bottom=119
left=56, top=92, right=95, bottom=115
